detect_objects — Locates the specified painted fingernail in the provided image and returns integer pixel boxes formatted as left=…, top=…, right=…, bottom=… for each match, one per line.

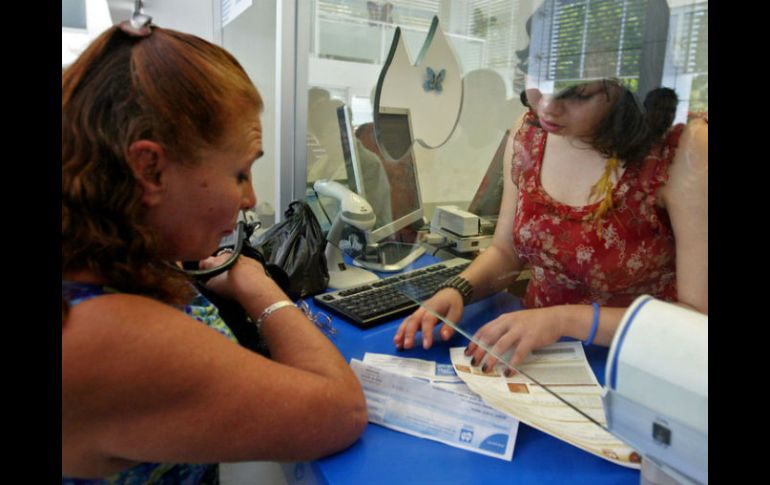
left=470, top=357, right=477, bottom=366
left=464, top=347, right=472, bottom=356
left=504, top=369, right=512, bottom=377
left=481, top=363, right=488, bottom=373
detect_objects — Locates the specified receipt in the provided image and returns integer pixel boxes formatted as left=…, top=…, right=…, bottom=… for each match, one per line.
left=351, top=358, right=519, bottom=460
left=362, top=352, right=467, bottom=389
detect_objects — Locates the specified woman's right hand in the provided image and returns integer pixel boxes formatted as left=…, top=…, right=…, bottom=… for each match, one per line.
left=201, top=252, right=284, bottom=303
left=394, top=288, right=465, bottom=350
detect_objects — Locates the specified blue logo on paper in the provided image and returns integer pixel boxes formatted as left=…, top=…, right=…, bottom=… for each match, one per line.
left=436, top=364, right=456, bottom=376
left=479, top=434, right=509, bottom=453
left=459, top=426, right=474, bottom=443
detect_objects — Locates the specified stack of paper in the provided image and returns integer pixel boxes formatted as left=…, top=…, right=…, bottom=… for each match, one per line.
left=449, top=342, right=641, bottom=469
left=351, top=353, right=520, bottom=460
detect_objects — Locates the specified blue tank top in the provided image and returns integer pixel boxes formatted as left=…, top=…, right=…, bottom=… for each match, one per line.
left=62, top=281, right=237, bottom=485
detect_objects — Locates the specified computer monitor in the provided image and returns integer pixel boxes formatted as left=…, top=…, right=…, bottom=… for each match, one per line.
left=467, top=128, right=510, bottom=222
left=337, top=105, right=425, bottom=271
left=337, top=105, right=424, bottom=243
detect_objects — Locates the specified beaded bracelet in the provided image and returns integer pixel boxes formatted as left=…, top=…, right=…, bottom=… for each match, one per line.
left=583, top=302, right=600, bottom=346
left=437, top=275, right=474, bottom=305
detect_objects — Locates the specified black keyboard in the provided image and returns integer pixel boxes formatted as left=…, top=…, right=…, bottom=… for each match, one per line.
left=314, top=258, right=470, bottom=329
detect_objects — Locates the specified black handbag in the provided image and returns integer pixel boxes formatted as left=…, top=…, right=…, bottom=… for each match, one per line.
left=251, top=200, right=330, bottom=300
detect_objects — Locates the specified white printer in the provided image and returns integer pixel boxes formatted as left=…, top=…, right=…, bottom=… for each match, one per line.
left=430, top=205, right=493, bottom=253
left=603, top=296, right=708, bottom=485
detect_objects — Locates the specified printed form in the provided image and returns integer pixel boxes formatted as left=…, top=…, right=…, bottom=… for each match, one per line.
left=351, top=354, right=519, bottom=460
left=449, top=341, right=641, bottom=469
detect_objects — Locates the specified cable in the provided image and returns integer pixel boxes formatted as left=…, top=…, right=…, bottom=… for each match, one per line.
left=431, top=242, right=454, bottom=257
left=312, top=188, right=333, bottom=226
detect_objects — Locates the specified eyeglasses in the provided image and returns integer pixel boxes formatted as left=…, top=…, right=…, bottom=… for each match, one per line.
left=297, top=300, right=336, bottom=338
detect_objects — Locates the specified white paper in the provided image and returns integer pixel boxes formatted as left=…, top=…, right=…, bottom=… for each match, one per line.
left=221, top=0, right=252, bottom=27
left=351, top=358, right=519, bottom=460
left=362, top=352, right=468, bottom=390
left=449, top=342, right=641, bottom=469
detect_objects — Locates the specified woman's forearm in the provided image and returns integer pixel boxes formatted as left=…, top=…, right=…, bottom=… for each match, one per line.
left=460, top=243, right=523, bottom=302
left=556, top=304, right=627, bottom=347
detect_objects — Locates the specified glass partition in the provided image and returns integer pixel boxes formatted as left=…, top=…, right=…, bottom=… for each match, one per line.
left=302, top=0, right=707, bottom=266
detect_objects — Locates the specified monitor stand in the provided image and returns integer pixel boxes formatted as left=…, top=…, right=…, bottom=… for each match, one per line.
left=324, top=214, right=380, bottom=290
left=352, top=241, right=426, bottom=273
left=327, top=264, right=380, bottom=290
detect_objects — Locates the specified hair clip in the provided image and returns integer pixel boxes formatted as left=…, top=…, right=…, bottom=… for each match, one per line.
left=119, top=1, right=153, bottom=37
left=119, top=20, right=152, bottom=37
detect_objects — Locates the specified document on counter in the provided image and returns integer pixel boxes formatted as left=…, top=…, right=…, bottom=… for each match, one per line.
left=351, top=357, right=519, bottom=461
left=449, top=342, right=641, bottom=469
left=361, top=352, right=470, bottom=390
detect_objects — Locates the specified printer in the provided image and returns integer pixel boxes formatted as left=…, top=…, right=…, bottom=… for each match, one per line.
left=430, top=205, right=494, bottom=253
left=603, top=296, right=708, bottom=485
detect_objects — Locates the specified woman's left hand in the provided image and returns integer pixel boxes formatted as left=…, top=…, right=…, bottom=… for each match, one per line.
left=464, top=307, right=565, bottom=372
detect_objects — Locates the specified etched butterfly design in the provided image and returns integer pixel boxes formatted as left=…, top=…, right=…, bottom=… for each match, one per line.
left=423, top=67, right=446, bottom=93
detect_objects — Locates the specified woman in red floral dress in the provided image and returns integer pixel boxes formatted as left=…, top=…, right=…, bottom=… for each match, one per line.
left=394, top=80, right=707, bottom=369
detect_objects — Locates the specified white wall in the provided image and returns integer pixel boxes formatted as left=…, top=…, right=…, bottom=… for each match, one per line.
left=63, top=0, right=113, bottom=68
left=310, top=57, right=383, bottom=99
left=108, top=0, right=216, bottom=41
left=223, top=3, right=279, bottom=219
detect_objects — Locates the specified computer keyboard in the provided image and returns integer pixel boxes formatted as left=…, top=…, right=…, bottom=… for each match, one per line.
left=314, top=257, right=470, bottom=329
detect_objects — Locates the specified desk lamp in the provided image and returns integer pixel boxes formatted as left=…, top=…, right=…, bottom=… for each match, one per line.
left=313, top=180, right=379, bottom=290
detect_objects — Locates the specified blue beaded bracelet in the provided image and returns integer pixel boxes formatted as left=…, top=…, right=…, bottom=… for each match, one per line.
left=583, top=302, right=600, bottom=346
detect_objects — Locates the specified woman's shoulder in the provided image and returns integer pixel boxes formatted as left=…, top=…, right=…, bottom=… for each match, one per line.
left=513, top=110, right=537, bottom=134
left=62, top=292, right=179, bottom=344
left=663, top=119, right=707, bottom=170
left=62, top=293, right=182, bottom=398
left=64, top=289, right=168, bottom=308
left=61, top=291, right=266, bottom=477
left=668, top=118, right=708, bottom=181
left=648, top=118, right=707, bottom=209
left=642, top=118, right=705, bottom=170
left=62, top=290, right=247, bottom=407
left=510, top=110, right=540, bottom=153
left=680, top=117, right=708, bottom=144
left=663, top=118, right=706, bottom=152
left=687, top=111, right=708, bottom=125
left=64, top=289, right=188, bottom=324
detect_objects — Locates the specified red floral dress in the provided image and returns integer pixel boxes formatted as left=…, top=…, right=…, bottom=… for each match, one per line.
left=511, top=112, right=684, bottom=309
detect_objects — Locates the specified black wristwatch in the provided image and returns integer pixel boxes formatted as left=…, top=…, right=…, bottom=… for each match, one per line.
left=437, top=275, right=474, bottom=305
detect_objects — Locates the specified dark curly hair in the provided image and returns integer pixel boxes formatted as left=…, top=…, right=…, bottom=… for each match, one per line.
left=62, top=25, right=262, bottom=313
left=590, top=83, right=678, bottom=166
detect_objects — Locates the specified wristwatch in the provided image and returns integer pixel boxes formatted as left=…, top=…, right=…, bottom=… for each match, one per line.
left=437, top=275, right=474, bottom=305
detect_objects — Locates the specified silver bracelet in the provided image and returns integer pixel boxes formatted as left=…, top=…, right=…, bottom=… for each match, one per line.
left=255, top=300, right=296, bottom=326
